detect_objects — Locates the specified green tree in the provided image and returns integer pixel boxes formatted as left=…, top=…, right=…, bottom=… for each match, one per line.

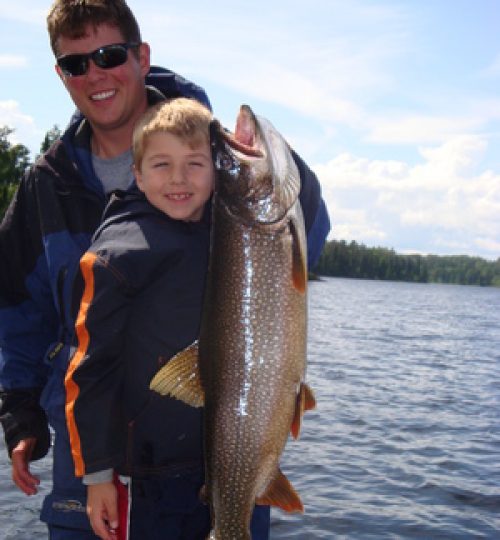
left=0, top=126, right=31, bottom=184
left=315, top=239, right=500, bottom=287
left=0, top=126, right=32, bottom=219
left=39, top=124, right=62, bottom=156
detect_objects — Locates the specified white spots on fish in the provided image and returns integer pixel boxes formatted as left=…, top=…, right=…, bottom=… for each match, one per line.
left=237, top=379, right=252, bottom=417
left=238, top=231, right=256, bottom=417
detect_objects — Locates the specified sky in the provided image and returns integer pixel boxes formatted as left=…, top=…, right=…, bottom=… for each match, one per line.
left=1, top=0, right=499, bottom=261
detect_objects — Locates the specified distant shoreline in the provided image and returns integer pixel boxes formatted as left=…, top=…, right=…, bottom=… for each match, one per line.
left=313, top=239, right=500, bottom=288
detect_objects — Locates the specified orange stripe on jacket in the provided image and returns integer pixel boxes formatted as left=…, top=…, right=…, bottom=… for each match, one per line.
left=65, top=251, right=98, bottom=478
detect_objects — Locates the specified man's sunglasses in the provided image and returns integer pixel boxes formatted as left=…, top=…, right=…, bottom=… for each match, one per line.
left=57, top=42, right=140, bottom=77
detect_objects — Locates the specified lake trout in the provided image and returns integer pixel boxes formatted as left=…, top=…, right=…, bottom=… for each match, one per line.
left=150, top=105, right=315, bottom=539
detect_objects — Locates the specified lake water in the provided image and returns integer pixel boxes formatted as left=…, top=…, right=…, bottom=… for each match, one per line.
left=1, top=278, right=499, bottom=539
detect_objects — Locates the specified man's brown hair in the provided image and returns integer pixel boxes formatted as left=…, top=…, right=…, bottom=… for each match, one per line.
left=47, top=0, right=142, bottom=56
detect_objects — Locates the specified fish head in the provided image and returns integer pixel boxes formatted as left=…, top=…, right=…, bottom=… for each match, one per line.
left=210, top=105, right=300, bottom=225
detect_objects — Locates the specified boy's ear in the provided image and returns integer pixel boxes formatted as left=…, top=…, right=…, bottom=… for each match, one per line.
left=133, top=165, right=145, bottom=192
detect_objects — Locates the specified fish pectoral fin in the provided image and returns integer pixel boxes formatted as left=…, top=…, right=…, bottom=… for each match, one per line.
left=291, top=382, right=316, bottom=439
left=290, top=211, right=307, bottom=294
left=149, top=341, right=205, bottom=407
left=256, top=468, right=303, bottom=513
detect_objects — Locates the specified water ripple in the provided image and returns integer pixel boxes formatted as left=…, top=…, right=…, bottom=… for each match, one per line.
left=1, top=278, right=499, bottom=538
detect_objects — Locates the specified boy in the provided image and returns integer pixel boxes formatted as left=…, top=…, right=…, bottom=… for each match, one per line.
left=65, top=98, right=269, bottom=540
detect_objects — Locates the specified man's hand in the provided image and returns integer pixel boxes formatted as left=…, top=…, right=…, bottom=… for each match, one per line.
left=11, top=437, right=40, bottom=495
left=87, top=481, right=119, bottom=540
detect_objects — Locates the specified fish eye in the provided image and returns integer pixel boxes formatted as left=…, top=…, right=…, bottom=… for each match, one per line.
left=215, top=152, right=236, bottom=172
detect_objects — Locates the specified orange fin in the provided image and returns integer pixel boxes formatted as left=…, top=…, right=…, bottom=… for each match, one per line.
left=149, top=341, right=204, bottom=407
left=256, top=468, right=303, bottom=513
left=291, top=382, right=316, bottom=439
left=290, top=211, right=307, bottom=293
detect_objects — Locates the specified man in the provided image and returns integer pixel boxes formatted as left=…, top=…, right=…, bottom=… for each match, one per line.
left=0, top=1, right=330, bottom=538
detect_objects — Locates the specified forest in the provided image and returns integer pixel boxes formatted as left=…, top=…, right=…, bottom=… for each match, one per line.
left=1, top=124, right=499, bottom=287
left=314, top=239, right=500, bottom=288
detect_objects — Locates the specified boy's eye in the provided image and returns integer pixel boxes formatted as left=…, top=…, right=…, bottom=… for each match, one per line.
left=153, top=161, right=169, bottom=168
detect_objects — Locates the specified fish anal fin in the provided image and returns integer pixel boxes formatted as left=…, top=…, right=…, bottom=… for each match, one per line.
left=256, top=468, right=303, bottom=513
left=291, top=382, right=316, bottom=439
left=303, top=382, right=316, bottom=411
left=149, top=341, right=204, bottom=407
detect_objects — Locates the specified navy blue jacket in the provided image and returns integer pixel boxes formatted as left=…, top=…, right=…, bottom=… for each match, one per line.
left=67, top=190, right=210, bottom=476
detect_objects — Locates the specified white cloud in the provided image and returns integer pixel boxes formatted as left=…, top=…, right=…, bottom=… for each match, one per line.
left=0, top=54, right=28, bottom=68
left=366, top=114, right=484, bottom=146
left=0, top=100, right=40, bottom=156
left=314, top=135, right=500, bottom=258
left=0, top=3, right=45, bottom=25
left=475, top=237, right=500, bottom=254
left=138, top=3, right=407, bottom=130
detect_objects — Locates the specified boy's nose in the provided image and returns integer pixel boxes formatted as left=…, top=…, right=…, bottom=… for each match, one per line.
left=169, top=170, right=187, bottom=184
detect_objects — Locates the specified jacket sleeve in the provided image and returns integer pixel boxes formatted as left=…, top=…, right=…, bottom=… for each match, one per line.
left=0, top=172, right=55, bottom=460
left=65, top=251, right=133, bottom=477
left=293, top=150, right=331, bottom=269
left=0, top=389, right=50, bottom=460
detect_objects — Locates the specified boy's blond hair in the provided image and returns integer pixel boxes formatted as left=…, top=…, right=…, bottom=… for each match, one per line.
left=133, top=98, right=213, bottom=171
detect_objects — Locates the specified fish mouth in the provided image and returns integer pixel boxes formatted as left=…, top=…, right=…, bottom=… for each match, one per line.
left=220, top=129, right=264, bottom=159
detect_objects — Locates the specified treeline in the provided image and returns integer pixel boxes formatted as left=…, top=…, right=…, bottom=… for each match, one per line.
left=314, top=240, right=500, bottom=287
left=0, top=125, right=61, bottom=218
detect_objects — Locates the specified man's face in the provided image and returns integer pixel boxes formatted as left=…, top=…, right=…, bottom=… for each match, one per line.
left=55, top=24, right=150, bottom=138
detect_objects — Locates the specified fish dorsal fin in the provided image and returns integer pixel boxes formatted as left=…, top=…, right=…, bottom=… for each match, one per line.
left=256, top=468, right=303, bottom=513
left=149, top=341, right=205, bottom=407
left=291, top=382, right=316, bottom=440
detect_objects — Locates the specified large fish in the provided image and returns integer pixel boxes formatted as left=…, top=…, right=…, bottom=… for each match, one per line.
left=150, top=105, right=315, bottom=539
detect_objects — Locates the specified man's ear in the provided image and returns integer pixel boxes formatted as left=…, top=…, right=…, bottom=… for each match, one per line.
left=55, top=64, right=67, bottom=84
left=138, top=42, right=151, bottom=77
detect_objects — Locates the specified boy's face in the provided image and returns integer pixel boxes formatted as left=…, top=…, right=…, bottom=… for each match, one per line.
left=55, top=23, right=150, bottom=138
left=135, top=132, right=215, bottom=222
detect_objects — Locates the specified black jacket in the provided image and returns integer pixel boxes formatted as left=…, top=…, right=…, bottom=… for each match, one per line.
left=66, top=190, right=210, bottom=477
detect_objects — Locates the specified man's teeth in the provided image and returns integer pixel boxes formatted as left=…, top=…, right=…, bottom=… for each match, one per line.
left=91, top=90, right=115, bottom=101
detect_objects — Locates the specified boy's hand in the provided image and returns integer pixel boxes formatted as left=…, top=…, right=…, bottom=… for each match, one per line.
left=87, top=481, right=119, bottom=540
